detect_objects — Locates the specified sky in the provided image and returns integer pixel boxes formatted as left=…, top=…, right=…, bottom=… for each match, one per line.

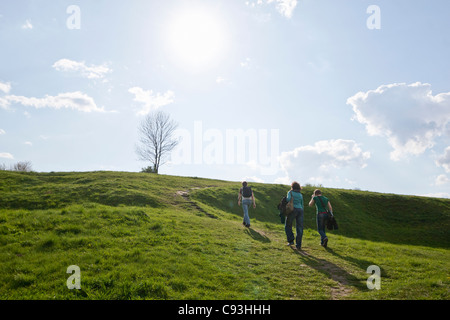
left=1, top=0, right=449, bottom=198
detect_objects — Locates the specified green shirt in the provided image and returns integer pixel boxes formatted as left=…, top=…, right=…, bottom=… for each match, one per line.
left=286, top=191, right=304, bottom=209
left=313, top=196, right=329, bottom=214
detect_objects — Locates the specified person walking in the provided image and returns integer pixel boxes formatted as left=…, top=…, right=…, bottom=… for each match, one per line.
left=285, top=182, right=304, bottom=250
left=308, top=189, right=333, bottom=248
left=238, top=181, right=256, bottom=228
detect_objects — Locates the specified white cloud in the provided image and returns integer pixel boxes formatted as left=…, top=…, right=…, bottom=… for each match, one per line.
left=241, top=176, right=266, bottom=183
left=246, top=0, right=298, bottom=19
left=52, top=59, right=111, bottom=79
left=435, top=174, right=449, bottom=186
left=24, top=141, right=33, bottom=146
left=216, top=76, right=226, bottom=84
left=240, top=58, right=252, bottom=69
left=0, top=81, right=11, bottom=93
left=216, top=76, right=232, bottom=85
left=421, top=192, right=450, bottom=199
left=268, top=0, right=298, bottom=18
left=436, top=146, right=450, bottom=173
left=278, top=139, right=371, bottom=185
left=0, top=97, right=9, bottom=109
left=0, top=153, right=14, bottom=159
left=22, top=19, right=33, bottom=29
left=5, top=91, right=104, bottom=113
left=347, top=82, right=450, bottom=161
left=128, top=87, right=175, bottom=115
left=240, top=57, right=260, bottom=70
left=0, top=129, right=5, bottom=135
left=0, top=81, right=11, bottom=110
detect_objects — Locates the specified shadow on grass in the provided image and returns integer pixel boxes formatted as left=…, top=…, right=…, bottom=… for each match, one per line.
left=325, top=247, right=377, bottom=271
left=245, top=228, right=271, bottom=243
left=291, top=247, right=367, bottom=296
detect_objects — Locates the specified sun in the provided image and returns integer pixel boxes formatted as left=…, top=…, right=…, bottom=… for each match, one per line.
left=165, top=7, right=228, bottom=70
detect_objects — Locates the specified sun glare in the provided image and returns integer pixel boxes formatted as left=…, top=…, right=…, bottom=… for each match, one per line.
left=166, top=7, right=228, bottom=70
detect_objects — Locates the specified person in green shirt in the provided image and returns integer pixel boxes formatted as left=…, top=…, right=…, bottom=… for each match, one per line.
left=308, top=189, right=333, bottom=248
left=285, top=181, right=304, bottom=250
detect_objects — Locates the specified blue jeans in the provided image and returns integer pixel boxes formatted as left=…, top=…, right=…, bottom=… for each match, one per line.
left=285, top=208, right=304, bottom=247
left=317, top=213, right=328, bottom=244
left=242, top=199, right=252, bottom=226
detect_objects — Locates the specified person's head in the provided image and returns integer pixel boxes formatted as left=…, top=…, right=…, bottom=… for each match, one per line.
left=242, top=181, right=248, bottom=187
left=313, top=189, right=322, bottom=196
left=291, top=181, right=301, bottom=191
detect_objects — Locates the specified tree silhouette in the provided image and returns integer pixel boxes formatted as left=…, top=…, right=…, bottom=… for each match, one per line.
left=136, top=111, right=179, bottom=174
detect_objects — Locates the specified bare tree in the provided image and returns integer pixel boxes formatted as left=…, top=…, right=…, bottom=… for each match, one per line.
left=136, top=111, right=179, bottom=174
left=12, top=161, right=33, bottom=172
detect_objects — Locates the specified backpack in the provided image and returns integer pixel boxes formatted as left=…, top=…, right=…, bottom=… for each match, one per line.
left=241, top=186, right=253, bottom=198
left=277, top=196, right=288, bottom=223
left=277, top=196, right=288, bottom=215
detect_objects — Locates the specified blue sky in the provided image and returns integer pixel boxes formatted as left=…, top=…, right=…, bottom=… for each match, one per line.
left=1, top=0, right=449, bottom=198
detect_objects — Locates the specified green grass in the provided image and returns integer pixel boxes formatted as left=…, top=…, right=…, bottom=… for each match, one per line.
left=0, top=171, right=449, bottom=300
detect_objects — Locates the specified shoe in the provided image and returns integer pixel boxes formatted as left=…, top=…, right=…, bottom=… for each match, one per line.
left=287, top=241, right=294, bottom=246
left=322, top=237, right=328, bottom=248
left=296, top=245, right=302, bottom=250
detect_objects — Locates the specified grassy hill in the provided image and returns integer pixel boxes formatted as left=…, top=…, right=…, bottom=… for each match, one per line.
left=0, top=171, right=449, bottom=300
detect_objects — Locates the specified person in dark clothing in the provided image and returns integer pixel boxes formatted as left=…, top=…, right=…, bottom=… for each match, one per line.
left=238, top=181, right=256, bottom=227
left=308, top=189, right=333, bottom=248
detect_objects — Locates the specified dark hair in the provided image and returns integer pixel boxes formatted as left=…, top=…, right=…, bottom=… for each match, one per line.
left=314, top=189, right=322, bottom=196
left=242, top=181, right=248, bottom=187
left=291, top=181, right=301, bottom=191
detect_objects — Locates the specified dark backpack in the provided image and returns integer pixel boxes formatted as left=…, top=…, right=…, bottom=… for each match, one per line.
left=241, top=186, right=253, bottom=197
left=277, top=196, right=288, bottom=214
left=277, top=196, right=288, bottom=223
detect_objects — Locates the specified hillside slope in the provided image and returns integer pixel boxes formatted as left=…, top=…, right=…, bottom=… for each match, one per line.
left=0, top=171, right=448, bottom=300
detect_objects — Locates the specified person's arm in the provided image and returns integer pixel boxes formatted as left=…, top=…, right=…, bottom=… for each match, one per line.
left=238, top=189, right=242, bottom=206
left=328, top=201, right=333, bottom=213
left=308, top=195, right=315, bottom=207
left=252, top=191, right=256, bottom=208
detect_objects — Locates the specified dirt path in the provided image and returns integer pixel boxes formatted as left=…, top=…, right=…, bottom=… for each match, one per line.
left=175, top=189, right=217, bottom=219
